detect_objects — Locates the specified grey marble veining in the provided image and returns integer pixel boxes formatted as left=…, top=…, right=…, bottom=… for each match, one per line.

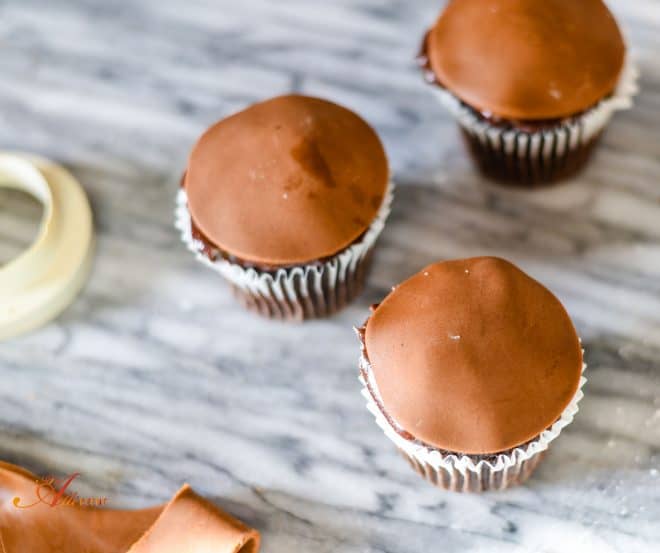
left=0, top=0, right=659, bottom=551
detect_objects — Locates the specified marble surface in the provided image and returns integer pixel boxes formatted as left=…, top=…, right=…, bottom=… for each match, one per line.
left=1, top=0, right=659, bottom=551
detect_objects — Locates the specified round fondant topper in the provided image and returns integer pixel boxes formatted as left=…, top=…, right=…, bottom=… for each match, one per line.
left=364, top=257, right=583, bottom=454
left=426, top=0, right=626, bottom=119
left=0, top=153, right=94, bottom=340
left=184, top=95, right=389, bottom=267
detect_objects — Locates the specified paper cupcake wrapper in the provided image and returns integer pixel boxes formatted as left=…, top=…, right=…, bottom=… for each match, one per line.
left=430, top=58, right=639, bottom=184
left=359, top=341, right=586, bottom=492
left=175, top=182, right=394, bottom=320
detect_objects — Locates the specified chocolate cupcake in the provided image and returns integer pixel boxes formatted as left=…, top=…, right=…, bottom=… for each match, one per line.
left=175, top=95, right=392, bottom=320
left=357, top=257, right=585, bottom=492
left=419, top=0, right=638, bottom=186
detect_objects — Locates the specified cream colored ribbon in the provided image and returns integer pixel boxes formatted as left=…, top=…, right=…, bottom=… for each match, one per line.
left=0, top=153, right=94, bottom=340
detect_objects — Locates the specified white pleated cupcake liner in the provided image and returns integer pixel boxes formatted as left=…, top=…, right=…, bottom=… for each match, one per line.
left=430, top=58, right=638, bottom=180
left=358, top=335, right=586, bottom=492
left=174, top=182, right=394, bottom=319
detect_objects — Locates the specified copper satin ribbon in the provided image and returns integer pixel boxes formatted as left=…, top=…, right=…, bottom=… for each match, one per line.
left=0, top=462, right=260, bottom=553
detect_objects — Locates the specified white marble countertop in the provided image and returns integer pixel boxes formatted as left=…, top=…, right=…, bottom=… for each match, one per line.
left=1, top=0, right=659, bottom=551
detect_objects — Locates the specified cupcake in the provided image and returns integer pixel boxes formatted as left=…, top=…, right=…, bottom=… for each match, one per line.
left=357, top=257, right=585, bottom=492
left=176, top=95, right=392, bottom=320
left=419, top=0, right=637, bottom=186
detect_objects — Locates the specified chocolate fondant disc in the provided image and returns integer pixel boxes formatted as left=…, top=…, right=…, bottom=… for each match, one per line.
left=185, top=95, right=389, bottom=267
left=426, top=0, right=625, bottom=120
left=365, top=257, right=583, bottom=455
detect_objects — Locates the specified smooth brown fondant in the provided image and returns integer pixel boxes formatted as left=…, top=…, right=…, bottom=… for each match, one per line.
left=364, top=257, right=582, bottom=455
left=184, top=95, right=388, bottom=267
left=426, top=0, right=625, bottom=120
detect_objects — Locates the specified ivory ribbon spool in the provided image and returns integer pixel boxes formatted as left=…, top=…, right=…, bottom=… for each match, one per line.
left=0, top=153, right=94, bottom=340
